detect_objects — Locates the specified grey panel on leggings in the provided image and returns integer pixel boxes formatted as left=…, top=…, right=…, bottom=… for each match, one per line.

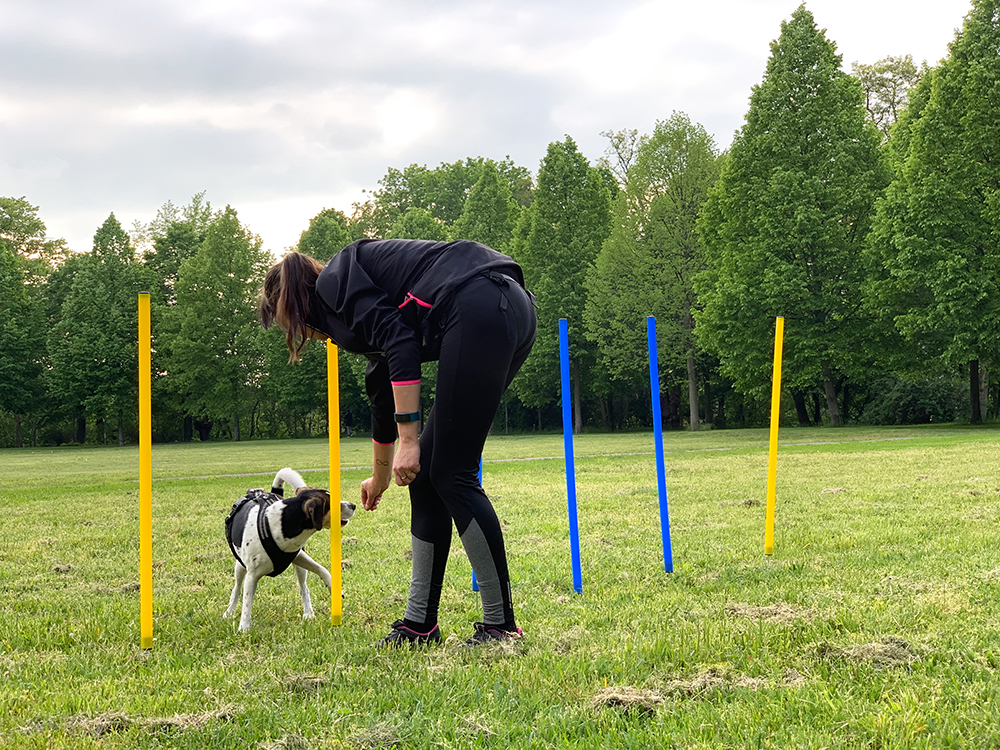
left=403, top=536, right=436, bottom=624
left=460, top=519, right=505, bottom=625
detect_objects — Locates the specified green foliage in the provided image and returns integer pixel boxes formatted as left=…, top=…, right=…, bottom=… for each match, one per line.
left=386, top=206, right=449, bottom=241
left=869, top=0, right=1000, bottom=379
left=164, top=207, right=271, bottom=440
left=450, top=160, right=519, bottom=253
left=46, top=214, right=153, bottom=442
left=851, top=54, right=925, bottom=139
left=357, top=157, right=533, bottom=239
left=859, top=377, right=969, bottom=425
left=696, top=6, right=887, bottom=415
left=512, top=137, right=612, bottom=417
left=297, top=207, right=351, bottom=261
left=586, top=113, right=720, bottom=393
left=0, top=241, right=40, bottom=419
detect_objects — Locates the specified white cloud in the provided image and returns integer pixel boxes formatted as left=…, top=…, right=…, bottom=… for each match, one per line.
left=0, top=0, right=974, bottom=254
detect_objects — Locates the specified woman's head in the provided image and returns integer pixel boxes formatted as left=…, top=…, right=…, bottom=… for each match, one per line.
left=259, top=251, right=325, bottom=362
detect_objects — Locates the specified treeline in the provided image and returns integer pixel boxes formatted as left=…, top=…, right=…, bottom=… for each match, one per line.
left=2, top=3, right=998, bottom=448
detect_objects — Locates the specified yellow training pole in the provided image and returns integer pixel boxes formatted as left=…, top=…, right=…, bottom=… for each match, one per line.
left=138, top=293, right=154, bottom=648
left=327, top=339, right=342, bottom=625
left=764, top=316, right=785, bottom=556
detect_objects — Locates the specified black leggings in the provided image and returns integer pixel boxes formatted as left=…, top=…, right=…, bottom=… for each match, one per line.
left=403, top=273, right=536, bottom=628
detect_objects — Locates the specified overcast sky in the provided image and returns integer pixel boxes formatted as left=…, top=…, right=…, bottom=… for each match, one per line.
left=0, top=0, right=973, bottom=256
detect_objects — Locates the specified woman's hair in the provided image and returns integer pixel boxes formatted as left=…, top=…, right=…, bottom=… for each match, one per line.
left=259, top=252, right=325, bottom=362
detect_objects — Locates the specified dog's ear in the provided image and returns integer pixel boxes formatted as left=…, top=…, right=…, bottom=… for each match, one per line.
left=301, top=489, right=331, bottom=531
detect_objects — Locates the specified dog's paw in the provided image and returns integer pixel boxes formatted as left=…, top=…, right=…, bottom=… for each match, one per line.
left=238, top=622, right=252, bottom=632
left=303, top=610, right=316, bottom=620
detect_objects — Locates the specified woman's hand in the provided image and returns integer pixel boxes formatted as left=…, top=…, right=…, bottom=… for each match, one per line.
left=393, top=438, right=421, bottom=487
left=361, top=475, right=390, bottom=511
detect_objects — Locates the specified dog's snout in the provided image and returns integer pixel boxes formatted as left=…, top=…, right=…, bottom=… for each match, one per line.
left=347, top=503, right=356, bottom=511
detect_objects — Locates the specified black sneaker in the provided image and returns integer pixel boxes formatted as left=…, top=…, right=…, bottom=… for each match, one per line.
left=463, top=622, right=523, bottom=646
left=378, top=620, right=442, bottom=647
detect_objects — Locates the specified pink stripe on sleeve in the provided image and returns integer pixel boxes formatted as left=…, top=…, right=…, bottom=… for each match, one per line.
left=372, top=438, right=397, bottom=446
left=391, top=379, right=421, bottom=386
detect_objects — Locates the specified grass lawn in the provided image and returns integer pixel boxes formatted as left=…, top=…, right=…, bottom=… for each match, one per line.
left=2, top=425, right=1000, bottom=748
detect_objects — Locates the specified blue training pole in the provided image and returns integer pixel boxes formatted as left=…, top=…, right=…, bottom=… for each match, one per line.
left=559, top=318, right=583, bottom=593
left=472, top=457, right=482, bottom=591
left=647, top=316, right=674, bottom=573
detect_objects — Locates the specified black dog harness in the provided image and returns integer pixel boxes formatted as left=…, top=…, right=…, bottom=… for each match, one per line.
left=225, top=488, right=300, bottom=577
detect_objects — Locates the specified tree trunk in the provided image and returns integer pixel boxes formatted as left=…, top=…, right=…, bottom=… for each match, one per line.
left=665, top=385, right=682, bottom=430
left=537, top=406, right=542, bottom=432
left=841, top=383, right=851, bottom=425
left=979, top=361, right=990, bottom=420
left=597, top=396, right=612, bottom=432
left=14, top=414, right=21, bottom=448
left=117, top=414, right=124, bottom=447
left=704, top=378, right=714, bottom=425
left=183, top=415, right=193, bottom=441
left=716, top=393, right=726, bottom=429
left=233, top=411, right=241, bottom=441
left=811, top=393, right=821, bottom=425
left=76, top=415, right=86, bottom=444
left=572, top=360, right=582, bottom=434
left=791, top=390, right=812, bottom=426
left=686, top=353, right=700, bottom=431
left=970, top=359, right=982, bottom=424
left=822, top=362, right=842, bottom=426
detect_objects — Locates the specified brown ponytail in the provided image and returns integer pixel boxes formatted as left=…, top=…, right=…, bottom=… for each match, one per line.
left=259, top=252, right=325, bottom=362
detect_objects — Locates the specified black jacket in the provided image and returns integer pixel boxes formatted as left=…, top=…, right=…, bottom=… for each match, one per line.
left=307, top=239, right=524, bottom=443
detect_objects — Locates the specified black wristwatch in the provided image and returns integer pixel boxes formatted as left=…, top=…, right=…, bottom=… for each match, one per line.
left=394, top=411, right=421, bottom=423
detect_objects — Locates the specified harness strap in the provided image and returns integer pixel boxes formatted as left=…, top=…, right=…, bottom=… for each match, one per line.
left=224, top=489, right=300, bottom=576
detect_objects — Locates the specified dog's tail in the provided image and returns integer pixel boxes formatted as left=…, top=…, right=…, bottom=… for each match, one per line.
left=272, top=468, right=306, bottom=496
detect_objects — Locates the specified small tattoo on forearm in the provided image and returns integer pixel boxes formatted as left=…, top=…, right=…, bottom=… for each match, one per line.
left=376, top=459, right=389, bottom=466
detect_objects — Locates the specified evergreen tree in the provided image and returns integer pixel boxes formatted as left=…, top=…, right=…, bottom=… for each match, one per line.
left=868, top=0, right=1000, bottom=423
left=695, top=6, right=887, bottom=425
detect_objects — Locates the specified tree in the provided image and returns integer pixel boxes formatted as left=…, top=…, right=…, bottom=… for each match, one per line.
left=165, top=207, right=270, bottom=440
left=597, top=128, right=642, bottom=188
left=868, top=0, right=1000, bottom=423
left=695, top=5, right=888, bottom=425
left=586, top=113, right=721, bottom=430
left=47, top=214, right=151, bottom=444
left=513, top=136, right=612, bottom=432
left=141, top=193, right=213, bottom=303
left=450, top=161, right=519, bottom=253
left=851, top=55, right=925, bottom=140
left=386, top=207, right=449, bottom=241
left=297, top=207, right=351, bottom=260
left=356, top=157, right=533, bottom=239
left=0, top=241, right=41, bottom=446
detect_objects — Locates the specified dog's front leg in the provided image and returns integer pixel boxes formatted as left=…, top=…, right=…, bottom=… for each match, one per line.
left=295, top=565, right=315, bottom=619
left=223, top=561, right=246, bottom=620
left=238, top=572, right=261, bottom=632
left=293, top=550, right=332, bottom=592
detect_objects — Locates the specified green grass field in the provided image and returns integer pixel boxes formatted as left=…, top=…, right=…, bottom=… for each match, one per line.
left=2, top=425, right=1000, bottom=748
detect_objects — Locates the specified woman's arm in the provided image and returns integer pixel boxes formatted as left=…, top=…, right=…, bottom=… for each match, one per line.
left=361, top=441, right=394, bottom=510
left=391, top=382, right=421, bottom=486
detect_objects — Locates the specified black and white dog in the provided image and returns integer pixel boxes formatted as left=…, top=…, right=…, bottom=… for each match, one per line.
left=223, top=468, right=355, bottom=632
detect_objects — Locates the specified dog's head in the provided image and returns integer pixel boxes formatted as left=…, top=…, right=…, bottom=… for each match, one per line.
left=296, top=487, right=355, bottom=530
